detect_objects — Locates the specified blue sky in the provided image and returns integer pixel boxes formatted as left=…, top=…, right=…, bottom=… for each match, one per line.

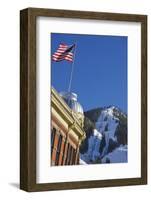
left=51, top=33, right=127, bottom=113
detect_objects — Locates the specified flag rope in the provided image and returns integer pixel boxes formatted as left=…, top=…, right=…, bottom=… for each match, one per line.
left=68, top=44, right=77, bottom=92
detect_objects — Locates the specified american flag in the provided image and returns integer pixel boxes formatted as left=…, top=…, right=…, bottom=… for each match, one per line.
left=52, top=43, right=75, bottom=62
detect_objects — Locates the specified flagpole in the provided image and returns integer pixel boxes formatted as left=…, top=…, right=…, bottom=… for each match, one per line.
left=68, top=43, right=77, bottom=93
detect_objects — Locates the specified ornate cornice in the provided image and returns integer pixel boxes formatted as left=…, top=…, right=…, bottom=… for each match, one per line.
left=51, top=87, right=86, bottom=140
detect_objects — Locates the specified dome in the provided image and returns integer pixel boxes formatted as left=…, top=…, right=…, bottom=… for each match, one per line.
left=70, top=100, right=84, bottom=114
left=59, top=92, right=84, bottom=115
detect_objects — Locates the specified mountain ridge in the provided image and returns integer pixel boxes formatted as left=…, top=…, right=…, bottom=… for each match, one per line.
left=80, top=105, right=127, bottom=164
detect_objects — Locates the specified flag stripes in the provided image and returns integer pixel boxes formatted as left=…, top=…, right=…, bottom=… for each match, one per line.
left=52, top=43, right=75, bottom=62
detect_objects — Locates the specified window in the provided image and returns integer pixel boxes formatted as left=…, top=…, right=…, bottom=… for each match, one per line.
left=70, top=146, right=74, bottom=165
left=65, top=144, right=74, bottom=165
left=51, top=128, right=56, bottom=156
left=55, top=134, right=62, bottom=165
left=61, top=138, right=66, bottom=165
left=72, top=149, right=76, bottom=165
left=67, top=145, right=72, bottom=165
left=65, top=143, right=70, bottom=165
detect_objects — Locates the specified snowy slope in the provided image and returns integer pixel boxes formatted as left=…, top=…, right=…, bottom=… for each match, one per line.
left=80, top=129, right=102, bottom=163
left=80, top=106, right=127, bottom=164
left=79, top=159, right=88, bottom=165
left=96, top=106, right=119, bottom=157
left=101, top=145, right=128, bottom=163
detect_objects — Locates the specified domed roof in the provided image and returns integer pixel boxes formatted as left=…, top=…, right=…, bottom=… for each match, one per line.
left=70, top=100, right=84, bottom=114
left=59, top=91, right=84, bottom=115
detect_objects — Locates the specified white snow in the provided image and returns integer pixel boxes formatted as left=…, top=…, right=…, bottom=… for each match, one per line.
left=93, top=129, right=102, bottom=140
left=79, top=159, right=87, bottom=165
left=101, top=145, right=128, bottom=163
left=80, top=106, right=127, bottom=164
left=80, top=129, right=102, bottom=163
left=96, top=107, right=119, bottom=157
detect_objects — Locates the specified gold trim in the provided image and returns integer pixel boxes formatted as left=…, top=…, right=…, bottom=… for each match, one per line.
left=51, top=87, right=86, bottom=140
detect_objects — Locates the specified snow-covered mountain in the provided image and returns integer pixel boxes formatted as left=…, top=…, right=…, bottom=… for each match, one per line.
left=80, top=106, right=127, bottom=164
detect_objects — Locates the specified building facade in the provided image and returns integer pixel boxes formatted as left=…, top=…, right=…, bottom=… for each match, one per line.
left=51, top=87, right=86, bottom=166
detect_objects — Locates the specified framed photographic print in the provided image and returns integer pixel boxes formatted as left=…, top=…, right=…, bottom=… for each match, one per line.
left=20, top=8, right=147, bottom=191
